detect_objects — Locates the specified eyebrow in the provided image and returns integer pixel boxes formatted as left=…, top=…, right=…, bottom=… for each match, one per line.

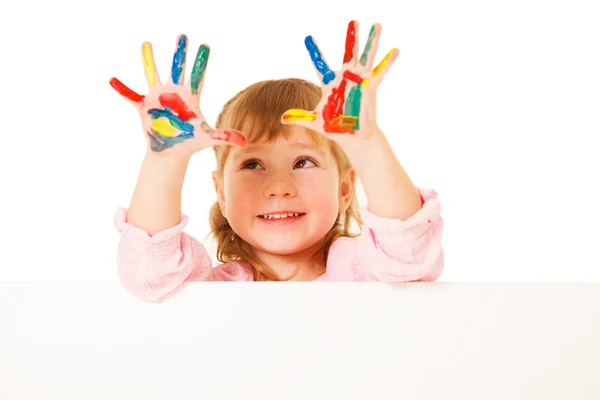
left=232, top=143, right=327, bottom=160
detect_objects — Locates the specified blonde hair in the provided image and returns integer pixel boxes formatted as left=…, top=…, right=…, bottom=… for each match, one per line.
left=209, top=78, right=363, bottom=281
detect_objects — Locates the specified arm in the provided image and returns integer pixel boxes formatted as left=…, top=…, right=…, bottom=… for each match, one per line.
left=114, top=206, right=253, bottom=303
left=280, top=21, right=422, bottom=220
left=111, top=34, right=246, bottom=235
left=110, top=34, right=251, bottom=301
left=353, top=187, right=444, bottom=282
left=115, top=152, right=199, bottom=303
left=115, top=139, right=254, bottom=303
left=127, top=151, right=190, bottom=236
left=341, top=128, right=423, bottom=221
left=280, top=21, right=443, bottom=281
left=340, top=129, right=443, bottom=282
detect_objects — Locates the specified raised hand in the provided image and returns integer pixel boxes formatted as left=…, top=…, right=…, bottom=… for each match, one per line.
left=110, top=34, right=246, bottom=155
left=281, top=21, right=398, bottom=141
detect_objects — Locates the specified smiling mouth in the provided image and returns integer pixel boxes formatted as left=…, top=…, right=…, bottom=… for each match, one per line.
left=257, top=212, right=306, bottom=220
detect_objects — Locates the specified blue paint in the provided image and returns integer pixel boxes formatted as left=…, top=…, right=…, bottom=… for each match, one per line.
left=148, top=108, right=195, bottom=133
left=146, top=106, right=196, bottom=152
left=147, top=129, right=194, bottom=152
left=304, top=36, right=335, bottom=84
left=171, top=35, right=187, bottom=84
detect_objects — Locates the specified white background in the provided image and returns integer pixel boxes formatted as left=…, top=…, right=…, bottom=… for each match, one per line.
left=0, top=0, right=599, bottom=281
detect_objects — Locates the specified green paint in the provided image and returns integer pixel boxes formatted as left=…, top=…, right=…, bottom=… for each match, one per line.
left=191, top=45, right=210, bottom=95
left=345, top=85, right=362, bottom=130
left=359, top=25, right=376, bottom=66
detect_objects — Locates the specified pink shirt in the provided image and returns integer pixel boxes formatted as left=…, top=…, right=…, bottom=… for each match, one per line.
left=114, top=187, right=444, bottom=302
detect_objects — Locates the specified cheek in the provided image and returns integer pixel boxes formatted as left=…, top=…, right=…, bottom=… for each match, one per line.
left=223, top=173, right=258, bottom=217
left=299, top=172, right=340, bottom=210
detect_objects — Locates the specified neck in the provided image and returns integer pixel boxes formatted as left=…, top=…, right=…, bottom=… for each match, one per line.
left=254, top=242, right=326, bottom=281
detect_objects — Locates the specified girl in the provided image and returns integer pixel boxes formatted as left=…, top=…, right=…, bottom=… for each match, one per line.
left=110, top=21, right=444, bottom=303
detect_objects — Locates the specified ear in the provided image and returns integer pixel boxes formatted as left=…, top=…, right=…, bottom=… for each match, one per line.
left=339, top=168, right=356, bottom=213
left=211, top=170, right=227, bottom=218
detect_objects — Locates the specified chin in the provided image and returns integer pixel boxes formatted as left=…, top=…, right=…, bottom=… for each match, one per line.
left=251, top=234, right=323, bottom=256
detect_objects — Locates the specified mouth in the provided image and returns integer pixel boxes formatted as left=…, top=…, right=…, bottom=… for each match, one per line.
left=257, top=212, right=307, bottom=220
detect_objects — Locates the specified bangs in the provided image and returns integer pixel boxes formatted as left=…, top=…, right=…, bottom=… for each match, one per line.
left=217, top=78, right=328, bottom=148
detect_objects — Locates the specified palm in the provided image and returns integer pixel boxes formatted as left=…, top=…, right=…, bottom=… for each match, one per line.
left=110, top=34, right=246, bottom=154
left=282, top=21, right=398, bottom=142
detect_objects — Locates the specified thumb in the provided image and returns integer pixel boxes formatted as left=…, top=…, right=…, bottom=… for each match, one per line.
left=281, top=108, right=316, bottom=129
left=203, top=125, right=247, bottom=148
left=109, top=77, right=144, bottom=105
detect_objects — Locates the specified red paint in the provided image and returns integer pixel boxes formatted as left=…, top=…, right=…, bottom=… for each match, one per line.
left=343, top=70, right=364, bottom=85
left=158, top=93, right=197, bottom=120
left=212, top=129, right=247, bottom=147
left=323, top=78, right=346, bottom=122
left=322, top=79, right=354, bottom=134
left=110, top=78, right=144, bottom=103
left=343, top=21, right=356, bottom=64
left=324, top=120, right=354, bottom=134
left=202, top=122, right=247, bottom=147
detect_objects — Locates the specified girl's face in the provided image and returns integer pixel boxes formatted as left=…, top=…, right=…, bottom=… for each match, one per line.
left=213, top=127, right=354, bottom=259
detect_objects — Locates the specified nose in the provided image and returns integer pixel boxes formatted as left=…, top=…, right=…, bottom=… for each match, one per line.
left=263, top=175, right=297, bottom=198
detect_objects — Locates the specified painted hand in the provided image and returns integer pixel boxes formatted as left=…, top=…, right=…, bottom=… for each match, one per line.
left=110, top=34, right=246, bottom=154
left=281, top=21, right=398, bottom=142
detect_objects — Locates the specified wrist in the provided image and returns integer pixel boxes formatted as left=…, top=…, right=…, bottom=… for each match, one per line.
left=144, top=148, right=192, bottom=166
left=341, top=128, right=387, bottom=168
left=140, top=150, right=191, bottom=189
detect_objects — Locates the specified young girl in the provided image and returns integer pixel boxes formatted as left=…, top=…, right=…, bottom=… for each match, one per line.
left=110, top=21, right=444, bottom=302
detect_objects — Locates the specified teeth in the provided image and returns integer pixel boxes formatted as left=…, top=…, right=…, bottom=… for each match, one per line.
left=260, top=213, right=303, bottom=219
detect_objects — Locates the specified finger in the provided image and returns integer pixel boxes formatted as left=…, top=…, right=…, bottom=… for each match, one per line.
left=190, top=44, right=210, bottom=95
left=372, top=48, right=399, bottom=84
left=281, top=109, right=317, bottom=132
left=281, top=119, right=316, bottom=131
left=141, top=42, right=160, bottom=86
left=109, top=77, right=144, bottom=104
left=359, top=24, right=381, bottom=70
left=343, top=20, right=358, bottom=66
left=170, top=34, right=188, bottom=85
left=304, top=36, right=336, bottom=85
left=199, top=122, right=247, bottom=147
left=281, top=109, right=317, bottom=124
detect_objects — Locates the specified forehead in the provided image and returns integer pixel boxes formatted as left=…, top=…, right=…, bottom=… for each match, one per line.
left=230, top=128, right=329, bottom=159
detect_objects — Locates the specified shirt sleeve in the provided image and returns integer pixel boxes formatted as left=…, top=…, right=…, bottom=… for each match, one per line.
left=113, top=207, right=252, bottom=303
left=352, top=187, right=444, bottom=282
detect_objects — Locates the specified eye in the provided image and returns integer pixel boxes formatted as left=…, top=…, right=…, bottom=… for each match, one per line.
left=242, top=159, right=263, bottom=170
left=294, top=157, right=317, bottom=169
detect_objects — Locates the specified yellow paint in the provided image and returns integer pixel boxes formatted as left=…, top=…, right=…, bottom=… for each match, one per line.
left=142, top=43, right=157, bottom=85
left=361, top=78, right=370, bottom=86
left=151, top=119, right=177, bottom=137
left=372, top=49, right=397, bottom=78
left=282, top=109, right=316, bottom=121
left=332, top=115, right=358, bottom=127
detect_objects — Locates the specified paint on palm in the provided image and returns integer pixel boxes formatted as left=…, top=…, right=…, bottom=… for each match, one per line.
left=283, top=21, right=396, bottom=134
left=146, top=93, right=197, bottom=152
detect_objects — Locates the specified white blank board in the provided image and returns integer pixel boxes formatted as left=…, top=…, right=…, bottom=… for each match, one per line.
left=1, top=282, right=599, bottom=399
